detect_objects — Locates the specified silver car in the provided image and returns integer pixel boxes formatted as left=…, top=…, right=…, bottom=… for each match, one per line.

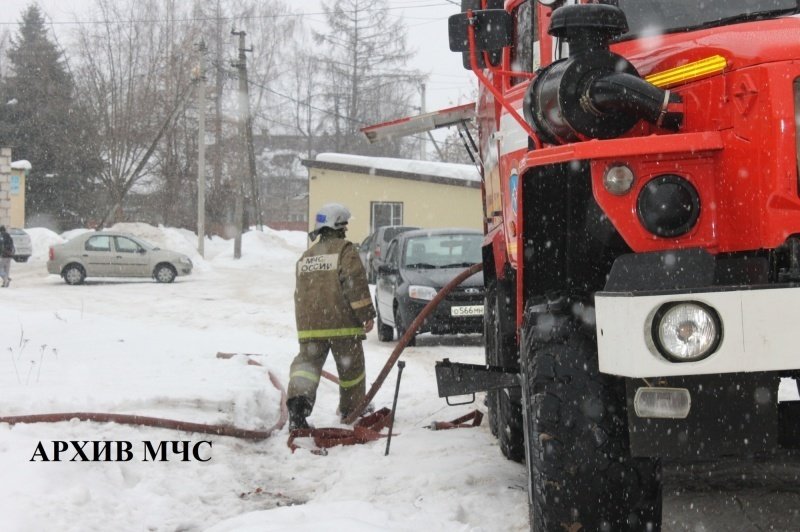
left=47, top=231, right=193, bottom=285
left=9, top=228, right=32, bottom=262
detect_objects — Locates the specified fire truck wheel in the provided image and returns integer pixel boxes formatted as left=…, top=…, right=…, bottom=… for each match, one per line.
left=521, top=310, right=662, bottom=531
left=485, top=275, right=524, bottom=462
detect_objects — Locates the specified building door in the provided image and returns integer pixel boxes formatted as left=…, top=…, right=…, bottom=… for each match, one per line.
left=371, top=201, right=403, bottom=233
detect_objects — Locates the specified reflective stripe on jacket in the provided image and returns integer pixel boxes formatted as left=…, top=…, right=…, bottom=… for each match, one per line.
left=294, top=234, right=375, bottom=342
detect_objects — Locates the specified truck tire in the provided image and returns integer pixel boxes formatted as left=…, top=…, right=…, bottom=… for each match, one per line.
left=521, top=303, right=662, bottom=531
left=485, top=275, right=524, bottom=462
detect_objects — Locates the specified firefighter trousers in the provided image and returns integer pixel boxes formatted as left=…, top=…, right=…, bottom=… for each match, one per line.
left=287, top=337, right=366, bottom=418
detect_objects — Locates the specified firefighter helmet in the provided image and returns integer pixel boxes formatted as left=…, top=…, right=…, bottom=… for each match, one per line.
left=309, top=203, right=351, bottom=240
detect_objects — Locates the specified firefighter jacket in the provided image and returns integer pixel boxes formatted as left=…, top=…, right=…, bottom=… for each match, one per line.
left=294, top=234, right=376, bottom=342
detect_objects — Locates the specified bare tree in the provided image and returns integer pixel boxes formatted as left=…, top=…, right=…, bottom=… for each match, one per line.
left=181, top=0, right=297, bottom=235
left=154, top=0, right=204, bottom=227
left=72, top=0, right=186, bottom=225
left=314, top=0, right=425, bottom=156
left=283, top=47, right=329, bottom=158
left=0, top=28, right=11, bottom=77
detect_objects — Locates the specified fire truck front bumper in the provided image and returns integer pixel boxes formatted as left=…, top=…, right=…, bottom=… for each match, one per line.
left=595, top=284, right=800, bottom=378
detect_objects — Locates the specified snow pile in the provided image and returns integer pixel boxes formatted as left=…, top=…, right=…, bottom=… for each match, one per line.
left=25, top=228, right=66, bottom=262
left=316, top=153, right=480, bottom=183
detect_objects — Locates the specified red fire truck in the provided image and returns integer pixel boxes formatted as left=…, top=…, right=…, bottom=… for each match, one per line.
left=365, top=0, right=800, bottom=529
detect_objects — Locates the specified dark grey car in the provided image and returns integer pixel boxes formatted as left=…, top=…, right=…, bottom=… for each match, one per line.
left=358, top=225, right=419, bottom=282
left=374, top=228, right=484, bottom=346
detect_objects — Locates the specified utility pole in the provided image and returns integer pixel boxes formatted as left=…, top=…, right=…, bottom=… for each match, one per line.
left=419, top=82, right=427, bottom=160
left=231, top=29, right=263, bottom=259
left=195, top=40, right=207, bottom=258
left=231, top=30, right=247, bottom=259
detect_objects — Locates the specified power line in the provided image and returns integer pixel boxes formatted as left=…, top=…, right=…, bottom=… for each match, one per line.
left=0, top=2, right=454, bottom=26
left=214, top=63, right=469, bottom=149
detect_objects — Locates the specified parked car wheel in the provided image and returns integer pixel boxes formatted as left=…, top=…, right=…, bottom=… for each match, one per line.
left=395, top=305, right=416, bottom=347
left=154, top=264, right=177, bottom=283
left=376, top=301, right=394, bottom=342
left=13, top=256, right=30, bottom=263
left=62, top=264, right=86, bottom=285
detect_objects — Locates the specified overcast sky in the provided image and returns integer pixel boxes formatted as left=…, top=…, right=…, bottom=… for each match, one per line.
left=0, top=0, right=476, bottom=113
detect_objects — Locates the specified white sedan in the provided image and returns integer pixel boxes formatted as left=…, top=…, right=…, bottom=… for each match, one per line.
left=47, top=231, right=193, bottom=285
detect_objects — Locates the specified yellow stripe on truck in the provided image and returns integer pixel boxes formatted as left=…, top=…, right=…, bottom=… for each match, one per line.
left=645, top=55, right=727, bottom=89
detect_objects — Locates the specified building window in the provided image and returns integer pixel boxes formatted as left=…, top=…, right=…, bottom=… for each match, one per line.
left=371, top=202, right=403, bottom=232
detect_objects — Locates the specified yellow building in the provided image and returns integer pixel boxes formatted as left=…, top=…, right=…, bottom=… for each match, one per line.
left=0, top=148, right=29, bottom=228
left=9, top=160, right=29, bottom=228
left=303, top=153, right=482, bottom=244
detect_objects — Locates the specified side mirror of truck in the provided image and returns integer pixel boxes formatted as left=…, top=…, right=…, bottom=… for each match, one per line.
left=448, top=9, right=513, bottom=70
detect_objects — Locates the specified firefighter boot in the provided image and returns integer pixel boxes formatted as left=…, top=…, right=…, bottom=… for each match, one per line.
left=287, top=396, right=312, bottom=431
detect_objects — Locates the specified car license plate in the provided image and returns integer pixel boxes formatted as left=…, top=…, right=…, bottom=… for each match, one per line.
left=451, top=305, right=484, bottom=317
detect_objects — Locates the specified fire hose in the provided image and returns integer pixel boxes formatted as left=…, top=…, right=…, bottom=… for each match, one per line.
left=0, top=367, right=288, bottom=440
left=343, top=262, right=483, bottom=424
left=0, top=264, right=483, bottom=446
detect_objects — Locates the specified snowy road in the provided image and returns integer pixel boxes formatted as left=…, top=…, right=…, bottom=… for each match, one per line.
left=1, top=225, right=799, bottom=531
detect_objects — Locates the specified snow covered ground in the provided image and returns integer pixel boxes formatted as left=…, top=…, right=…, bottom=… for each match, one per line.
left=3, top=223, right=800, bottom=532
left=0, top=224, right=528, bottom=532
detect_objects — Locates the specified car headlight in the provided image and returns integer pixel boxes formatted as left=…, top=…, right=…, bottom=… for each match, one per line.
left=651, top=301, right=722, bottom=362
left=179, top=257, right=192, bottom=265
left=409, top=285, right=437, bottom=301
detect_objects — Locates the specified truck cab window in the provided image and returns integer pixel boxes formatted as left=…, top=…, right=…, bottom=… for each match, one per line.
left=510, top=0, right=537, bottom=86
left=603, top=0, right=800, bottom=39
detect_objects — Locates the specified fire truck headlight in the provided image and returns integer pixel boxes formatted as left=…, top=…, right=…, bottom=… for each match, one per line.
left=652, top=302, right=722, bottom=362
left=637, top=174, right=700, bottom=237
left=603, top=164, right=635, bottom=195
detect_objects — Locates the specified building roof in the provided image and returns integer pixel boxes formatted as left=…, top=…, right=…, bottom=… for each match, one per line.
left=302, top=153, right=481, bottom=189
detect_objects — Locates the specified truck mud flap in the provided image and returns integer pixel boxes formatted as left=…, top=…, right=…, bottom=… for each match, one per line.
left=435, top=358, right=520, bottom=403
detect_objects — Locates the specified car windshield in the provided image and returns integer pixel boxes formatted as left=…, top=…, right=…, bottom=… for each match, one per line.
left=403, top=233, right=482, bottom=269
left=609, top=0, right=799, bottom=39
left=382, top=226, right=416, bottom=243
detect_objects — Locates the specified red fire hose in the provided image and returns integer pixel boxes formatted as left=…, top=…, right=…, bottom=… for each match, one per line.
left=0, top=365, right=288, bottom=441
left=343, top=262, right=483, bottom=424
left=0, top=264, right=483, bottom=445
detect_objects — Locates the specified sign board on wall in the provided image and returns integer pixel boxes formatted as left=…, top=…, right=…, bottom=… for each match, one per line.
left=10, top=175, right=20, bottom=195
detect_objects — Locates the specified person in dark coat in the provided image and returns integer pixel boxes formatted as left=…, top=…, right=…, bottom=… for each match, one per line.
left=0, top=226, right=14, bottom=288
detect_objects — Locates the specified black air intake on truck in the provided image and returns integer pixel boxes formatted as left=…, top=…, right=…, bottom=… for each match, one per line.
left=523, top=4, right=683, bottom=145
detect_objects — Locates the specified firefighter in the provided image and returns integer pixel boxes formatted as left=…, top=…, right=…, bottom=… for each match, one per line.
left=287, top=203, right=375, bottom=430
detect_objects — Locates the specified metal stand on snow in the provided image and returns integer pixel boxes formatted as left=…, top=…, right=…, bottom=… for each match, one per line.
left=385, top=361, right=406, bottom=456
